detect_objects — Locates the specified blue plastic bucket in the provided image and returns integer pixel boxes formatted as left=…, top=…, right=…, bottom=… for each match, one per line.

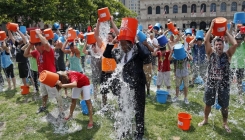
left=53, top=23, right=60, bottom=29
left=227, top=23, right=231, bottom=30
left=58, top=36, right=65, bottom=43
left=138, top=24, right=143, bottom=31
left=156, top=90, right=169, bottom=104
left=152, top=75, right=157, bottom=86
left=76, top=30, right=80, bottom=36
left=168, top=31, right=173, bottom=35
left=53, top=33, right=59, bottom=42
left=172, top=44, right=187, bottom=60
left=196, top=30, right=204, bottom=40
left=233, top=12, right=245, bottom=24
left=84, top=32, right=87, bottom=39
left=194, top=76, right=204, bottom=85
left=19, top=26, right=26, bottom=34
left=179, top=81, right=184, bottom=91
left=80, top=100, right=89, bottom=115
left=214, top=99, right=221, bottom=110
left=154, top=23, right=161, bottom=31
left=185, top=28, right=192, bottom=36
left=157, top=35, right=168, bottom=47
left=242, top=81, right=245, bottom=92
left=137, top=30, right=147, bottom=43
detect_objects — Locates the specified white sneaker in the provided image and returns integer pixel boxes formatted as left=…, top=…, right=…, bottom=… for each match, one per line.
left=184, top=98, right=189, bottom=104
left=172, top=96, right=179, bottom=102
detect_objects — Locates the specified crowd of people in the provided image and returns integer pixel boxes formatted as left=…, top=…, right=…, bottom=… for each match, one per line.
left=0, top=15, right=244, bottom=139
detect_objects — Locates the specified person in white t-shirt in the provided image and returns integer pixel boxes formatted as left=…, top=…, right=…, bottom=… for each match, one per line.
left=147, top=33, right=159, bottom=75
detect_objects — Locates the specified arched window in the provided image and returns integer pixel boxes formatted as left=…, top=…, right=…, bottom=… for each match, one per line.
left=200, top=4, right=206, bottom=12
left=173, top=5, right=178, bottom=13
left=182, top=4, right=187, bottom=13
left=156, top=6, right=161, bottom=14
left=231, top=2, right=237, bottom=11
left=148, top=6, right=152, bottom=14
left=221, top=2, right=226, bottom=12
left=191, top=4, right=196, bottom=13
left=164, top=5, right=169, bottom=14
left=210, top=3, right=216, bottom=12
left=242, top=1, right=245, bottom=11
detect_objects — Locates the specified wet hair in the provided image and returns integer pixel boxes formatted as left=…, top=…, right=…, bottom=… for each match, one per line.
left=70, top=42, right=74, bottom=47
left=108, top=32, right=115, bottom=38
left=159, top=47, right=166, bottom=51
left=56, top=71, right=69, bottom=90
left=214, top=38, right=224, bottom=45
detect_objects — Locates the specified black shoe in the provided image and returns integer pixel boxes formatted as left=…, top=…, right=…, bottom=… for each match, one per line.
left=135, top=134, right=143, bottom=140
left=36, top=106, right=46, bottom=114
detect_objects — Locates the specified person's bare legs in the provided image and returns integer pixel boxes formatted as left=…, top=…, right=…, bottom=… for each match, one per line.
left=102, top=94, right=107, bottom=106
left=221, top=107, right=231, bottom=133
left=198, top=105, right=211, bottom=126
left=22, top=78, right=27, bottom=86
left=66, top=99, right=76, bottom=119
left=12, top=78, right=16, bottom=89
left=175, top=87, right=179, bottom=97
left=6, top=78, right=11, bottom=89
left=86, top=99, right=93, bottom=125
left=42, top=95, right=49, bottom=108
left=183, top=87, right=188, bottom=99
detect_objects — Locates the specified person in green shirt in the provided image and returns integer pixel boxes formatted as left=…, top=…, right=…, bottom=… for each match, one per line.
left=230, top=33, right=245, bottom=104
left=77, top=38, right=86, bottom=72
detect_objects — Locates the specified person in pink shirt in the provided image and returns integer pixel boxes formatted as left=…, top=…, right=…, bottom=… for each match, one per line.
left=56, top=71, right=93, bottom=129
left=24, top=29, right=63, bottom=116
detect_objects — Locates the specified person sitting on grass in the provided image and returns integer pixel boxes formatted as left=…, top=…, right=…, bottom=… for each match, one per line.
left=169, top=44, right=193, bottom=104
left=198, top=19, right=238, bottom=133
left=56, top=70, right=94, bottom=129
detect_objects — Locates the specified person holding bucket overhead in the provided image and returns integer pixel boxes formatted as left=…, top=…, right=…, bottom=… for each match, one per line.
left=198, top=19, right=238, bottom=133
left=169, top=44, right=193, bottom=104
left=56, top=71, right=94, bottom=129
left=24, top=29, right=64, bottom=116
left=103, top=17, right=151, bottom=140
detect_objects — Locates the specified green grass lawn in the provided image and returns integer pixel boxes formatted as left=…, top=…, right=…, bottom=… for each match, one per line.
left=0, top=62, right=244, bottom=140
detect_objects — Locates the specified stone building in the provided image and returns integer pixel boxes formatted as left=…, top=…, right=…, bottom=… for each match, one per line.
left=137, top=0, right=245, bottom=30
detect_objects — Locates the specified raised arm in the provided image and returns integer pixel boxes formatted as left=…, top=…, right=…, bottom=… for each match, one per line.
left=110, top=16, right=119, bottom=36
left=21, top=43, right=29, bottom=51
left=226, top=30, right=238, bottom=58
left=173, top=33, right=181, bottom=43
left=189, top=36, right=196, bottom=48
left=61, top=40, right=71, bottom=54
left=17, top=28, right=27, bottom=44
left=24, top=43, right=33, bottom=57
left=8, top=30, right=15, bottom=43
left=143, top=40, right=154, bottom=52
left=35, top=29, right=51, bottom=52
left=94, top=19, right=103, bottom=48
left=2, top=40, right=10, bottom=54
left=204, top=19, right=214, bottom=57
left=82, top=39, right=89, bottom=55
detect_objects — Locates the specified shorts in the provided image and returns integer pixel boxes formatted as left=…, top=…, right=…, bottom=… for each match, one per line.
left=152, top=56, right=157, bottom=66
left=156, top=71, right=171, bottom=87
left=204, top=87, right=230, bottom=108
left=18, top=62, right=29, bottom=78
left=40, top=82, right=59, bottom=98
left=176, top=76, right=189, bottom=88
left=193, top=63, right=207, bottom=79
left=100, top=72, right=120, bottom=95
left=71, top=85, right=90, bottom=100
left=230, top=68, right=244, bottom=81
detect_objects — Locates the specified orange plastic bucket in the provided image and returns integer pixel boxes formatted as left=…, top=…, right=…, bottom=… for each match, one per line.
left=78, top=32, right=84, bottom=39
left=172, top=28, right=179, bottom=35
left=39, top=70, right=59, bottom=87
left=186, top=36, right=194, bottom=43
left=167, top=22, right=175, bottom=31
left=21, top=85, right=30, bottom=95
left=87, top=32, right=96, bottom=44
left=43, top=28, right=54, bottom=40
left=0, top=31, right=7, bottom=41
left=118, top=18, right=138, bottom=43
left=6, top=22, right=18, bottom=32
left=178, top=112, right=192, bottom=131
left=30, top=30, right=41, bottom=44
left=67, top=30, right=76, bottom=42
left=98, top=7, right=111, bottom=22
left=212, top=17, right=227, bottom=36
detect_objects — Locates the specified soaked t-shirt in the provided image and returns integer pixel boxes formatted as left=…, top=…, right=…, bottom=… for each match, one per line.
left=15, top=41, right=27, bottom=63
left=54, top=48, right=66, bottom=71
left=88, top=50, right=102, bottom=82
left=68, top=71, right=90, bottom=88
left=230, top=42, right=245, bottom=69
left=174, top=58, right=190, bottom=77
left=192, top=44, right=206, bottom=64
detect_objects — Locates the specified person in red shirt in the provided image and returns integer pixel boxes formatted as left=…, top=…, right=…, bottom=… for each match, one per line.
left=152, top=46, right=171, bottom=98
left=56, top=71, right=93, bottom=129
left=24, top=29, right=63, bottom=116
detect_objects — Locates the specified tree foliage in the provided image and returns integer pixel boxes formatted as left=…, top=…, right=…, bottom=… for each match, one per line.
left=0, top=0, right=136, bottom=29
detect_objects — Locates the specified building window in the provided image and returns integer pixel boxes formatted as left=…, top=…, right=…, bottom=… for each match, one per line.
left=148, top=6, right=152, bottom=14
left=210, top=3, right=216, bottom=12
left=173, top=5, right=178, bottom=13
left=242, top=1, right=245, bottom=11
left=164, top=5, right=169, bottom=14
left=182, top=4, right=187, bottom=13
left=156, top=6, right=161, bottom=14
left=231, top=2, right=237, bottom=11
left=191, top=4, right=196, bottom=13
left=200, top=4, right=206, bottom=12
left=221, top=2, right=226, bottom=12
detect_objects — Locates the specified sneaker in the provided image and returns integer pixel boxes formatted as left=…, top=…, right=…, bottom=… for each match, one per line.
left=172, top=96, right=179, bottom=102
left=184, top=98, right=189, bottom=104
left=36, top=106, right=46, bottom=114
